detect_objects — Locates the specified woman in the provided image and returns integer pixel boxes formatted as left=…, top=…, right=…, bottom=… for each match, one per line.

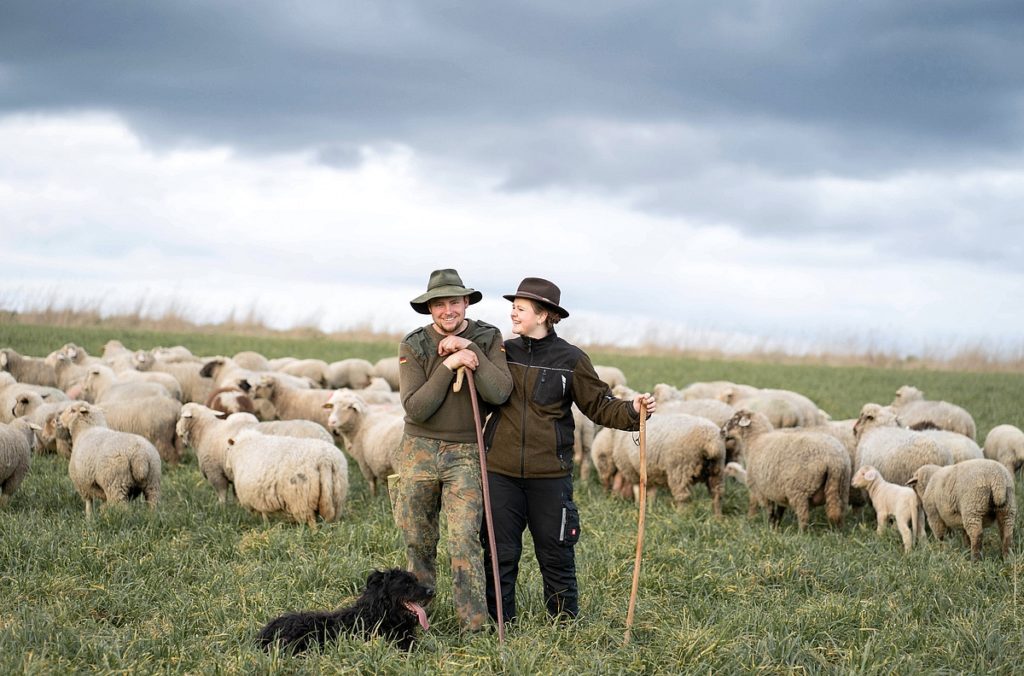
left=481, top=277, right=656, bottom=622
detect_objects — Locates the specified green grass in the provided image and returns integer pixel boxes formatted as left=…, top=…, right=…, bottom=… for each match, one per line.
left=2, top=323, right=1023, bottom=674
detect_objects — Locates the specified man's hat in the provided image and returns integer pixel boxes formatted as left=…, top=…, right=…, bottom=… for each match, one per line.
left=410, top=269, right=483, bottom=314
left=503, top=277, right=569, bottom=318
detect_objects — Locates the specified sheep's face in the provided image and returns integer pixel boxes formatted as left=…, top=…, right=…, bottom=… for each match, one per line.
left=133, top=351, right=154, bottom=370
left=853, top=404, right=897, bottom=439
left=893, top=386, right=923, bottom=406
left=0, top=349, right=10, bottom=370
left=13, top=393, right=40, bottom=418
left=326, top=395, right=363, bottom=432
left=851, top=465, right=879, bottom=488
left=199, top=358, right=226, bottom=379
left=251, top=378, right=274, bottom=399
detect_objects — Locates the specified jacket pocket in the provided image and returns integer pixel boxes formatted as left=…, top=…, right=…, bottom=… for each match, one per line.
left=532, top=368, right=570, bottom=407
left=559, top=500, right=580, bottom=546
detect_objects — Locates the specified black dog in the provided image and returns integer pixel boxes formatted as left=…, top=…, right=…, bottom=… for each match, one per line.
left=256, top=569, right=434, bottom=653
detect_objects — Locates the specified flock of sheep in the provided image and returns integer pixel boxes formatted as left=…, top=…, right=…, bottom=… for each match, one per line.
left=1, top=341, right=1022, bottom=560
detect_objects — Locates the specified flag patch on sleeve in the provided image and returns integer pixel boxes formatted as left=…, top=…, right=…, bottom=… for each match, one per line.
left=399, top=357, right=408, bottom=364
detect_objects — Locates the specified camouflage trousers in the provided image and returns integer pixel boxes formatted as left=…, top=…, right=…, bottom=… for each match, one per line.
left=393, top=433, right=488, bottom=631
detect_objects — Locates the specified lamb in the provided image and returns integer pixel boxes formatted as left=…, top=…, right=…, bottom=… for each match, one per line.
left=853, top=404, right=952, bottom=486
left=891, top=385, right=976, bottom=440
left=372, top=356, right=401, bottom=392
left=324, top=358, right=376, bottom=390
left=59, top=402, right=162, bottom=517
left=609, top=413, right=725, bottom=515
left=323, top=390, right=403, bottom=497
left=594, top=365, right=627, bottom=389
left=1, top=348, right=58, bottom=387
left=224, top=429, right=348, bottom=528
left=276, top=358, right=329, bottom=387
left=722, top=410, right=850, bottom=531
left=983, top=424, right=1024, bottom=477
left=850, top=465, right=923, bottom=552
left=0, top=418, right=39, bottom=504
left=250, top=375, right=332, bottom=427
left=907, top=459, right=1016, bottom=560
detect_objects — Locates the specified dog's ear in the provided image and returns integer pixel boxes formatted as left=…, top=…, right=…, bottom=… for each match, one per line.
left=366, top=570, right=385, bottom=587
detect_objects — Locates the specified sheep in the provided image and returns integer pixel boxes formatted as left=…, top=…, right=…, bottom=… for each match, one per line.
left=669, top=380, right=759, bottom=402
left=276, top=358, right=329, bottom=387
left=205, top=386, right=256, bottom=416
left=722, top=410, right=850, bottom=531
left=224, top=429, right=348, bottom=528
left=250, top=375, right=332, bottom=427
left=101, top=396, right=184, bottom=465
left=232, top=350, right=272, bottom=372
left=0, top=375, right=65, bottom=423
left=59, top=402, right=161, bottom=517
left=23, top=399, right=76, bottom=455
left=136, top=358, right=214, bottom=404
left=572, top=404, right=596, bottom=482
left=913, top=426, right=984, bottom=464
left=372, top=356, right=401, bottom=392
left=324, top=358, right=375, bottom=390
left=256, top=419, right=335, bottom=444
left=1, top=348, right=58, bottom=387
left=659, top=398, right=736, bottom=429
left=594, top=365, right=627, bottom=389
left=891, top=385, right=976, bottom=440
left=200, top=356, right=313, bottom=391
left=853, top=404, right=952, bottom=486
left=46, top=342, right=99, bottom=367
left=609, top=413, right=726, bottom=515
left=323, top=390, right=403, bottom=497
left=267, top=357, right=297, bottom=370
left=82, top=364, right=176, bottom=404
left=907, top=459, right=1016, bottom=560
left=53, top=353, right=92, bottom=396
left=719, top=387, right=827, bottom=428
left=149, top=345, right=198, bottom=363
left=0, top=418, right=39, bottom=504
left=983, top=424, right=1024, bottom=477
left=724, top=461, right=747, bottom=484
left=851, top=465, right=923, bottom=552
left=177, top=404, right=258, bottom=503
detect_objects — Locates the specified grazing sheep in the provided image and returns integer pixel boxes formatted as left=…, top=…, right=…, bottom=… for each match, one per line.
left=594, top=365, right=627, bottom=389
left=722, top=410, right=850, bottom=531
left=82, top=364, right=176, bottom=404
left=851, top=465, right=923, bottom=552
left=325, top=358, right=375, bottom=390
left=224, top=429, right=348, bottom=528
left=907, top=459, right=1016, bottom=560
left=205, top=386, right=256, bottom=415
left=176, top=404, right=257, bottom=503
left=136, top=357, right=214, bottom=404
left=891, top=385, right=976, bottom=440
left=853, top=404, right=952, bottom=486
left=372, top=357, right=401, bottom=392
left=277, top=358, right=329, bottom=387
left=0, top=418, right=39, bottom=504
left=1, top=348, right=58, bottom=387
left=323, top=390, right=403, bottom=497
left=232, top=351, right=272, bottom=372
left=724, top=461, right=747, bottom=484
left=59, top=402, right=162, bottom=517
left=608, top=413, right=726, bottom=515
left=983, top=424, right=1024, bottom=478
left=250, top=376, right=332, bottom=427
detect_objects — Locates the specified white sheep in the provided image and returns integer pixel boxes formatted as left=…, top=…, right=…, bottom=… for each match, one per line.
left=0, top=373, right=67, bottom=422
left=205, top=386, right=256, bottom=416
left=100, top=396, right=184, bottom=465
left=136, top=357, right=214, bottom=404
left=250, top=375, right=332, bottom=427
left=608, top=413, right=725, bottom=515
left=666, top=380, right=760, bottom=402
left=594, top=365, right=627, bottom=389
left=719, top=387, right=827, bottom=428
left=723, top=461, right=747, bottom=484
left=853, top=404, right=952, bottom=486
left=915, top=428, right=984, bottom=464
left=224, top=429, right=349, bottom=528
left=176, top=404, right=258, bottom=503
left=722, top=410, right=850, bottom=531
left=323, top=390, right=403, bottom=497
left=24, top=399, right=76, bottom=455
left=1, top=348, right=58, bottom=387
left=324, top=358, right=376, bottom=390
left=658, top=398, right=736, bottom=429
left=983, top=424, right=1024, bottom=477
left=851, top=465, right=923, bottom=552
left=276, top=358, right=329, bottom=387
left=232, top=350, right=272, bottom=371
left=0, top=418, right=39, bottom=504
left=571, top=404, right=596, bottom=482
left=53, top=353, right=91, bottom=397
left=59, top=402, right=162, bottom=517
left=891, top=385, right=977, bottom=440
left=200, top=356, right=313, bottom=391
left=372, top=356, right=401, bottom=392
left=82, top=364, right=182, bottom=403
left=907, top=459, right=1016, bottom=560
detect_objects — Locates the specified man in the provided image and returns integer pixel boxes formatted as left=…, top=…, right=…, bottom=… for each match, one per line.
left=394, top=268, right=512, bottom=632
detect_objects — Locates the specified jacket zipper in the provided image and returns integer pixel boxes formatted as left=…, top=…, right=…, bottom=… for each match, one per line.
left=520, top=338, right=532, bottom=478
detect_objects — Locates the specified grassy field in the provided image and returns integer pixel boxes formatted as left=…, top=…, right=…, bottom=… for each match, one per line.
left=1, top=323, right=1022, bottom=674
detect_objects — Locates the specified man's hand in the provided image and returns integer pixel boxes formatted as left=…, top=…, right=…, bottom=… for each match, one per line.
left=443, top=348, right=479, bottom=371
left=438, top=335, right=472, bottom=356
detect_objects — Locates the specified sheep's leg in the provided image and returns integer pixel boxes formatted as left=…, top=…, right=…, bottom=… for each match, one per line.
left=84, top=497, right=93, bottom=518
left=706, top=473, right=723, bottom=517
left=875, top=509, right=888, bottom=536
left=665, top=467, right=692, bottom=509
left=996, top=508, right=1014, bottom=559
left=790, top=495, right=810, bottom=532
left=769, top=503, right=786, bottom=528
left=965, top=521, right=984, bottom=561
left=895, top=516, right=914, bottom=553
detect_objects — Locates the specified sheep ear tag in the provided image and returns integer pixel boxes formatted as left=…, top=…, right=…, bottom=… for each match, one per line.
left=403, top=601, right=429, bottom=630
left=739, top=417, right=751, bottom=428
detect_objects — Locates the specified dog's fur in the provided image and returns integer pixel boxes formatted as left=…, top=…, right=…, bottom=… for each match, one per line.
left=256, top=568, right=433, bottom=653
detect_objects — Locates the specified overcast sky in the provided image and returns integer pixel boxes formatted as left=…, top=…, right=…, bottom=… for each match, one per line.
left=2, top=1, right=1022, bottom=358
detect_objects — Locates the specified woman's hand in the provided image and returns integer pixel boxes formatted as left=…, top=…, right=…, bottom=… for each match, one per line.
left=633, top=393, right=656, bottom=418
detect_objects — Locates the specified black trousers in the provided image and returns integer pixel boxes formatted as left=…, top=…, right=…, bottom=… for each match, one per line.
left=481, top=472, right=580, bottom=621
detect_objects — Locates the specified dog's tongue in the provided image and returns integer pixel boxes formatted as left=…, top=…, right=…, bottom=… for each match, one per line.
left=404, top=601, right=429, bottom=630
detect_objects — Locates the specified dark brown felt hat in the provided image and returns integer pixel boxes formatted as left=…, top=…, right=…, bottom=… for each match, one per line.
left=410, top=269, right=483, bottom=314
left=503, top=277, right=569, bottom=318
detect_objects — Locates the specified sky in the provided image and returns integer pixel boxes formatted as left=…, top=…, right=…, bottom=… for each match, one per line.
left=1, top=1, right=1022, bottom=359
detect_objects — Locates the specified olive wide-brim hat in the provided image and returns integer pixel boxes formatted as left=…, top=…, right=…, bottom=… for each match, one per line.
left=409, top=268, right=483, bottom=314
left=503, top=277, right=569, bottom=318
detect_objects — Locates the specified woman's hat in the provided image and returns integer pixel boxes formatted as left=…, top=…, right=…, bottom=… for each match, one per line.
left=503, top=277, right=569, bottom=318
left=410, top=269, right=483, bottom=314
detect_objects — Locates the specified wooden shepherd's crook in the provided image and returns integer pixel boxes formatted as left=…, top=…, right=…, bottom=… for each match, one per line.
left=624, top=401, right=648, bottom=645
left=454, top=366, right=505, bottom=643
